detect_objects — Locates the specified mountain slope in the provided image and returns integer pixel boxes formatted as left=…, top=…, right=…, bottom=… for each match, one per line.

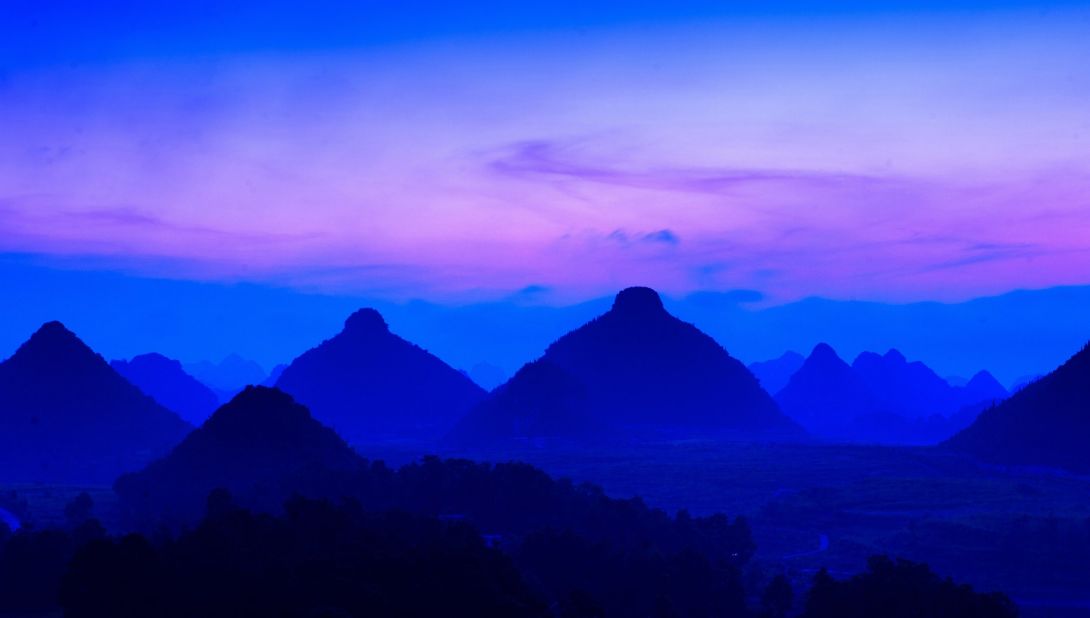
left=748, top=351, right=805, bottom=395
left=447, top=360, right=602, bottom=445
left=115, top=386, right=365, bottom=524
left=451, top=287, right=800, bottom=444
left=0, top=322, right=191, bottom=482
left=112, top=353, right=220, bottom=424
left=945, top=342, right=1090, bottom=472
left=275, top=308, right=487, bottom=443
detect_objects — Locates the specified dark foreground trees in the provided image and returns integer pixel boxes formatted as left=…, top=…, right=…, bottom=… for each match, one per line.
left=61, top=495, right=548, bottom=618
left=1, top=498, right=1022, bottom=618
left=803, top=556, right=1018, bottom=618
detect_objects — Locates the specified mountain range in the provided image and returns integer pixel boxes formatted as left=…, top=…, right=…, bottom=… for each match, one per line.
left=184, top=354, right=268, bottom=400
left=0, top=323, right=191, bottom=482
left=450, top=287, right=801, bottom=445
left=775, top=344, right=1008, bottom=444
left=274, top=308, right=487, bottom=443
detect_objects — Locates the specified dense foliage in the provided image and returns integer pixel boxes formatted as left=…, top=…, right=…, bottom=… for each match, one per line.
left=803, top=556, right=1018, bottom=618
left=62, top=495, right=546, bottom=618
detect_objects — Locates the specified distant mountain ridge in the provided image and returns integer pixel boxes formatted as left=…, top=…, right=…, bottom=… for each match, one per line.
left=185, top=354, right=268, bottom=400
left=450, top=287, right=801, bottom=445
left=0, top=322, right=191, bottom=483
left=748, top=351, right=805, bottom=395
left=112, top=353, right=220, bottom=424
left=946, top=341, right=1090, bottom=473
left=275, top=308, right=487, bottom=443
left=775, top=344, right=1007, bottom=444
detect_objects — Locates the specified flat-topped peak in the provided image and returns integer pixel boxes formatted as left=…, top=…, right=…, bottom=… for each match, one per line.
left=610, top=287, right=666, bottom=316
left=343, top=308, right=389, bottom=334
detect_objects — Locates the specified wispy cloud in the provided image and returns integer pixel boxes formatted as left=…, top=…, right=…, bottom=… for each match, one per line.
left=487, top=138, right=888, bottom=195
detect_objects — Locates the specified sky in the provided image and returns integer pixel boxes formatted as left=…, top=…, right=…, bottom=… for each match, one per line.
left=2, top=0, right=1089, bottom=305
left=1, top=1, right=1089, bottom=381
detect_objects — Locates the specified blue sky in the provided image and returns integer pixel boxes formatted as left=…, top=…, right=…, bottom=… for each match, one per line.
left=1, top=0, right=1088, bottom=379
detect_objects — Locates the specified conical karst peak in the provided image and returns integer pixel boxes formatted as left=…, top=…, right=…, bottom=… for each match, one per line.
left=610, top=287, right=666, bottom=316
left=968, top=370, right=1000, bottom=386
left=30, top=320, right=79, bottom=343
left=884, top=348, right=907, bottom=363
left=809, top=343, right=841, bottom=362
left=17, top=320, right=97, bottom=363
left=342, top=308, right=389, bottom=335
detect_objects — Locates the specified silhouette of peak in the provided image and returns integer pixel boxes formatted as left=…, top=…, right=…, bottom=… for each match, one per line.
left=116, top=385, right=361, bottom=521
left=342, top=308, right=389, bottom=334
left=210, top=385, right=300, bottom=424
left=968, top=370, right=999, bottom=386
left=883, top=349, right=907, bottom=363
left=610, top=286, right=666, bottom=316
left=809, top=343, right=840, bottom=361
left=35, top=320, right=71, bottom=336
left=963, top=370, right=1009, bottom=399
left=27, top=321, right=83, bottom=347
left=15, top=320, right=99, bottom=365
left=127, top=352, right=180, bottom=368
left=198, top=386, right=354, bottom=447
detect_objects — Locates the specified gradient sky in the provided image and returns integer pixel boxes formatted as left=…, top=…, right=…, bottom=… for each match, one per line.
left=2, top=0, right=1090, bottom=304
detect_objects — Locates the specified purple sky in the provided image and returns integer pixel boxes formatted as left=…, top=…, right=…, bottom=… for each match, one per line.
left=2, top=2, right=1089, bottom=304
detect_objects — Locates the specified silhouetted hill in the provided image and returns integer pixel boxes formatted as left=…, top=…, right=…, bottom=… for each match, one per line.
left=945, top=342, right=1090, bottom=472
left=953, top=370, right=1008, bottom=408
left=452, top=287, right=800, bottom=444
left=852, top=349, right=960, bottom=417
left=115, top=386, right=365, bottom=524
left=274, top=309, right=486, bottom=442
left=111, top=353, right=220, bottom=424
left=0, top=323, right=191, bottom=483
left=748, top=350, right=805, bottom=395
left=775, top=344, right=890, bottom=439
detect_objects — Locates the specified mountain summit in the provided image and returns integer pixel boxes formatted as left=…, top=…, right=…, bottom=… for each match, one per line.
left=450, top=287, right=801, bottom=444
left=274, top=308, right=487, bottom=443
left=610, top=285, right=667, bottom=316
left=776, top=343, right=887, bottom=437
left=116, top=386, right=364, bottom=524
left=0, top=322, right=191, bottom=483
